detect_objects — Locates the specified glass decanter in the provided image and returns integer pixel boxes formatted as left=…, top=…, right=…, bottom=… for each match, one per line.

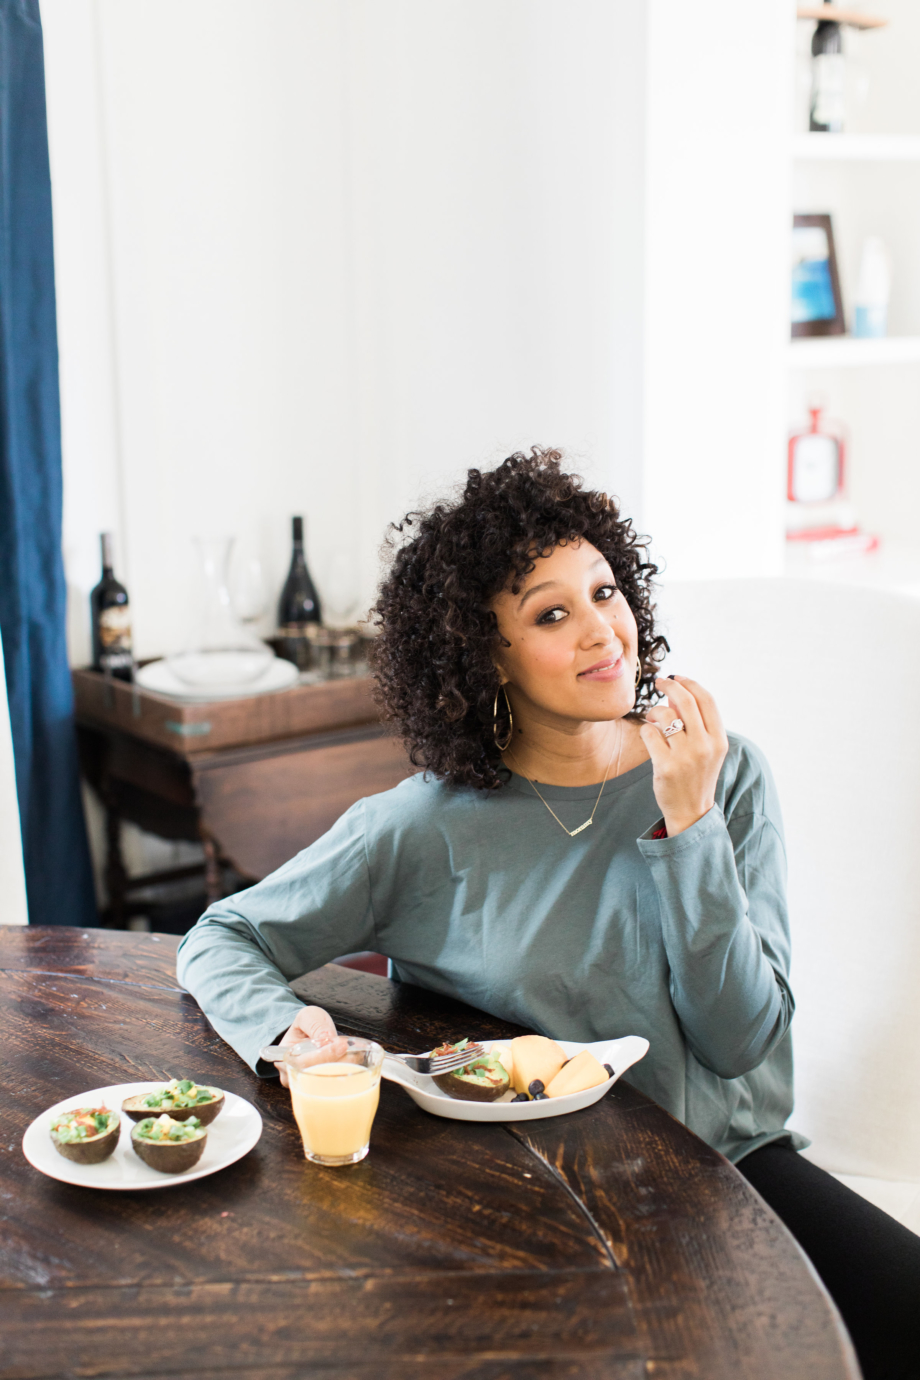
left=167, top=536, right=273, bottom=687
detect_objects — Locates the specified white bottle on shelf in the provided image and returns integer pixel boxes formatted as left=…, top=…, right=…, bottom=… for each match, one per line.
left=853, top=237, right=891, bottom=338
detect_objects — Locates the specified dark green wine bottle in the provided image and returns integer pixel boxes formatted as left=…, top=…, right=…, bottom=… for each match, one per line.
left=90, top=533, right=133, bottom=680
left=278, top=516, right=322, bottom=628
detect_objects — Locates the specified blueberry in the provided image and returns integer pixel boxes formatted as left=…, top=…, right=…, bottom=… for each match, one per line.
left=528, top=1080, right=544, bottom=1096
left=533, top=1092, right=548, bottom=1101
left=511, top=1092, right=530, bottom=1103
left=603, top=1063, right=614, bottom=1078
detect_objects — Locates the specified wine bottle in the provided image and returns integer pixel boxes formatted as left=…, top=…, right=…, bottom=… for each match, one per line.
left=90, top=533, right=133, bottom=680
left=810, top=4, right=845, bottom=133
left=278, top=516, right=322, bottom=628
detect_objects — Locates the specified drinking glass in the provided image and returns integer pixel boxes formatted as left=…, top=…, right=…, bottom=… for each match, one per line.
left=283, top=1037, right=384, bottom=1166
left=330, top=629, right=359, bottom=677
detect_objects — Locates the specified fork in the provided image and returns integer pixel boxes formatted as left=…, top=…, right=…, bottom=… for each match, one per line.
left=387, top=1043, right=485, bottom=1075
left=259, top=1041, right=485, bottom=1076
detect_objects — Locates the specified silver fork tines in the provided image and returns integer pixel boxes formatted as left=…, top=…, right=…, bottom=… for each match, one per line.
left=389, top=1043, right=486, bottom=1076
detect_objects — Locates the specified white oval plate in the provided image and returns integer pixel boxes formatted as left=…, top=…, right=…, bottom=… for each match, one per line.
left=22, top=1082, right=263, bottom=1191
left=382, top=1036, right=649, bottom=1122
left=135, top=656, right=298, bottom=702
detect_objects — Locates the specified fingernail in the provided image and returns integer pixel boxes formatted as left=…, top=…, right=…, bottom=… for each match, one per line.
left=667, top=674, right=677, bottom=680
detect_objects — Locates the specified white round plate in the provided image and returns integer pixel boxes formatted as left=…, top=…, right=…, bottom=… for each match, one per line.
left=22, top=1083, right=263, bottom=1191
left=135, top=656, right=298, bottom=702
left=382, top=1036, right=649, bottom=1122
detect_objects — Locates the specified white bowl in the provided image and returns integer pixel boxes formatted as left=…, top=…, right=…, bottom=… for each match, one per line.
left=382, top=1036, right=649, bottom=1122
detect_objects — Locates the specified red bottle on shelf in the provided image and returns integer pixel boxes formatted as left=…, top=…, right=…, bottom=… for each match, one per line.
left=786, top=406, right=878, bottom=558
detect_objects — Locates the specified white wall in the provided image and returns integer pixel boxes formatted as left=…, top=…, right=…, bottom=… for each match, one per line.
left=642, top=2, right=791, bottom=581
left=43, top=0, right=792, bottom=669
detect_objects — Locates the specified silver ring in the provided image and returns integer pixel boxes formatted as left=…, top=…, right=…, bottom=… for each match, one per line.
left=662, top=718, right=684, bottom=738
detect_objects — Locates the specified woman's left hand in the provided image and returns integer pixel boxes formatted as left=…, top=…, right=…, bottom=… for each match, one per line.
left=639, top=676, right=729, bottom=836
left=274, top=1006, right=348, bottom=1088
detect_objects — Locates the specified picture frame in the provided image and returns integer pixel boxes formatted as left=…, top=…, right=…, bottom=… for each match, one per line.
left=791, top=213, right=845, bottom=338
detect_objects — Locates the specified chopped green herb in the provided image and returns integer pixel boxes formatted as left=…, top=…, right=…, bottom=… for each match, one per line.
left=135, top=1114, right=204, bottom=1144
left=139, top=1078, right=217, bottom=1110
left=51, top=1107, right=115, bottom=1144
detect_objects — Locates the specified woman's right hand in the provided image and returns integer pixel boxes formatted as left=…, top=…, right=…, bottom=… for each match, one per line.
left=275, top=1005, right=347, bottom=1087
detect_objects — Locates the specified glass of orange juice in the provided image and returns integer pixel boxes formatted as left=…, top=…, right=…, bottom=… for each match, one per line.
left=283, top=1037, right=384, bottom=1166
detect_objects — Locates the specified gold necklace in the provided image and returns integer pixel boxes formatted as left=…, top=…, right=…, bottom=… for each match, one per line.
left=505, top=725, right=623, bottom=838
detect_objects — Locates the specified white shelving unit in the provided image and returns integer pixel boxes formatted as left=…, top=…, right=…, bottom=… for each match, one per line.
left=789, top=131, right=920, bottom=374
left=788, top=8, right=920, bottom=594
left=789, top=335, right=920, bottom=367
left=791, top=132, right=920, bottom=160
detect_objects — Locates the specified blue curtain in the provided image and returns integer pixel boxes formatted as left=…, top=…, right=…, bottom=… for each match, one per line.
left=0, top=0, right=97, bottom=926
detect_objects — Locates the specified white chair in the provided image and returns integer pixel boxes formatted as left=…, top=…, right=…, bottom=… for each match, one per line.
left=0, top=624, right=28, bottom=925
left=656, top=576, right=920, bottom=1233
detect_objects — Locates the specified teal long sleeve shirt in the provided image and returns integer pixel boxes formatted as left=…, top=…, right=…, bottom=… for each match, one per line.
left=177, top=732, right=805, bottom=1163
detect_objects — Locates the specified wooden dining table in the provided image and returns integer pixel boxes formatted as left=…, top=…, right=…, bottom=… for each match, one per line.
left=2, top=926, right=858, bottom=1380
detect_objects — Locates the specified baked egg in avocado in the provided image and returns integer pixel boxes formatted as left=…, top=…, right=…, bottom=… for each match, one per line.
left=431, top=1040, right=511, bottom=1102
left=131, top=1114, right=207, bottom=1174
left=122, top=1078, right=224, bottom=1126
left=50, top=1106, right=120, bottom=1164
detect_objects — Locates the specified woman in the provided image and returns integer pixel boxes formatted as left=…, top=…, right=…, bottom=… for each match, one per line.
left=178, top=450, right=919, bottom=1379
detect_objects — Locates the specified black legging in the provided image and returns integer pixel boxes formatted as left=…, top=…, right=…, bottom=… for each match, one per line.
left=738, top=1143, right=920, bottom=1380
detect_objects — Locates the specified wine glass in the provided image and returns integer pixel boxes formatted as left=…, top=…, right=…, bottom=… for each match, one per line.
left=232, top=554, right=268, bottom=625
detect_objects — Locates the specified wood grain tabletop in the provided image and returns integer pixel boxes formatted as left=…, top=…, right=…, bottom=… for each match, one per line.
left=0, top=927, right=858, bottom=1380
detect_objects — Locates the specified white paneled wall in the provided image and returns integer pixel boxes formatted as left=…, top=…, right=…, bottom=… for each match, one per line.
left=41, top=1, right=124, bottom=667
left=42, top=0, right=793, bottom=669
left=44, top=1, right=635, bottom=662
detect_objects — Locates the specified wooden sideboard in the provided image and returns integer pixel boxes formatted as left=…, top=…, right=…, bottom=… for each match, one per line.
left=73, top=668, right=410, bottom=925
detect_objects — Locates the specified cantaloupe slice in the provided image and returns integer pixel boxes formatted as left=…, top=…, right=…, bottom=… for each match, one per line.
left=545, top=1049, right=609, bottom=1099
left=490, top=1043, right=514, bottom=1086
left=510, top=1035, right=567, bottom=1094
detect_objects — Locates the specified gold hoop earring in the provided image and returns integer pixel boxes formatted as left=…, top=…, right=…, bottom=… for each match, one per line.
left=493, top=686, right=513, bottom=751
left=635, top=658, right=642, bottom=688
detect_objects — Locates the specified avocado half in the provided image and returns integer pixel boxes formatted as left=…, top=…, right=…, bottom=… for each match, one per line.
left=50, top=1111, right=120, bottom=1165
left=433, top=1055, right=511, bottom=1103
left=131, top=1119, right=208, bottom=1174
left=122, top=1088, right=224, bottom=1126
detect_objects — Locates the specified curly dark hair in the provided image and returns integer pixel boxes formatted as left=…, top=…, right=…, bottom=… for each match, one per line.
left=369, top=448, right=667, bottom=790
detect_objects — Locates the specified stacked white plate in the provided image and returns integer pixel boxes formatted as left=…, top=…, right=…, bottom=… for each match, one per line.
left=135, top=656, right=299, bottom=702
